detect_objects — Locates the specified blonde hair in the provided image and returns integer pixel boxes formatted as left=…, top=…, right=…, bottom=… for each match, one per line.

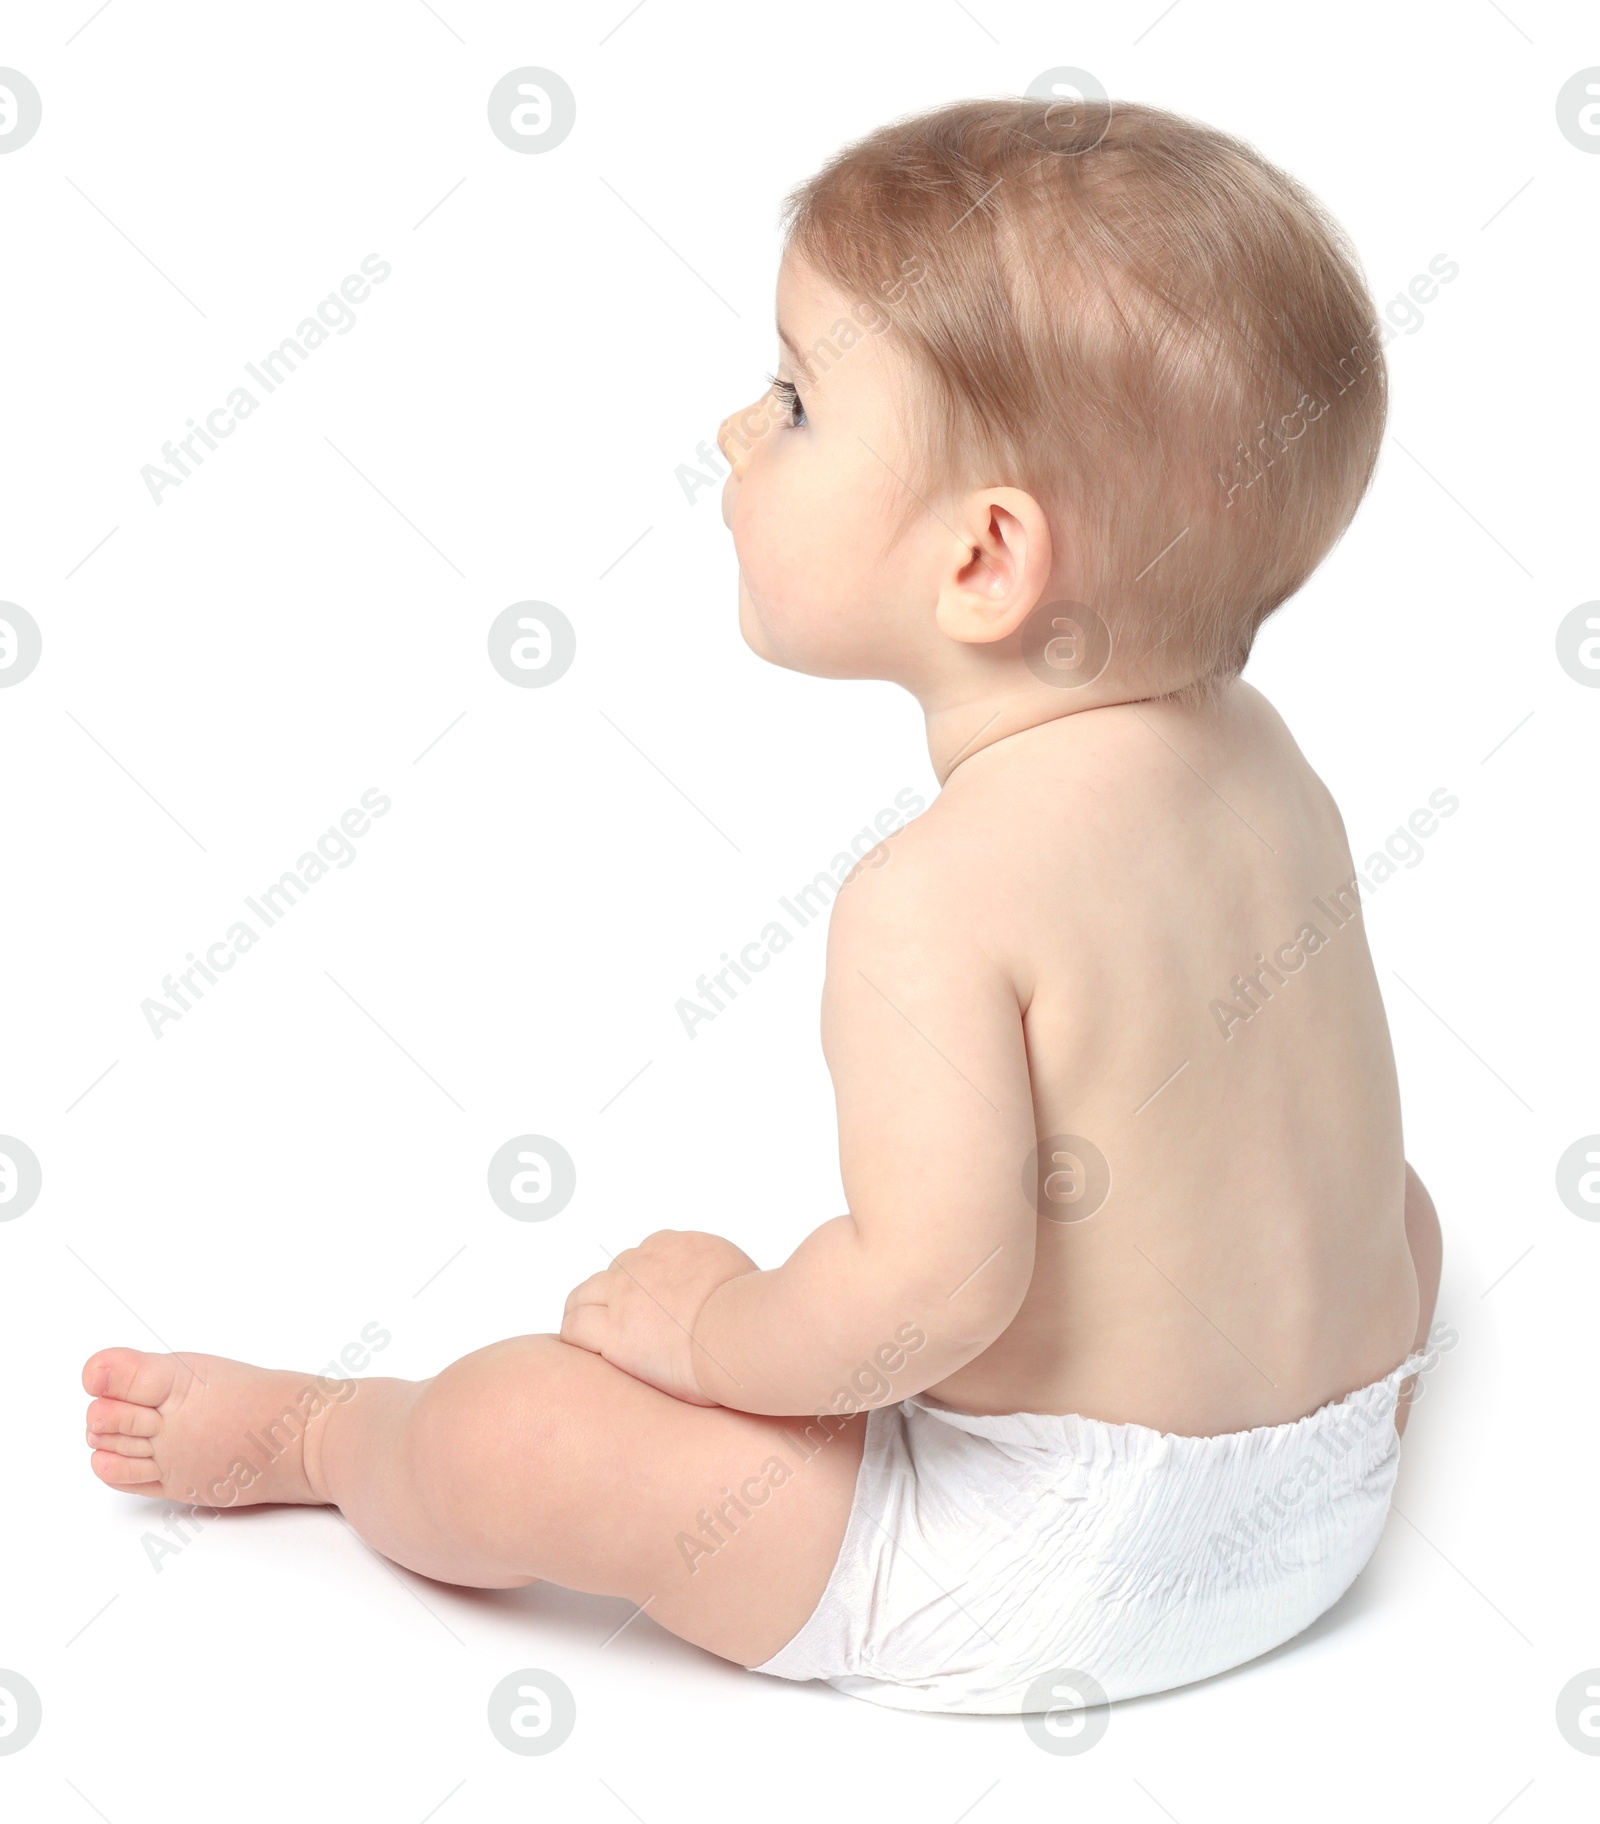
left=783, top=98, right=1387, bottom=697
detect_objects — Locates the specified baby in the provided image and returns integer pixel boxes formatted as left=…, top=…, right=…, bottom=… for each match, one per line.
left=83, top=97, right=1444, bottom=1714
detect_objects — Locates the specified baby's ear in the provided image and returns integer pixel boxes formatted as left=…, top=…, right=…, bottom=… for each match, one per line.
left=933, top=486, right=1053, bottom=646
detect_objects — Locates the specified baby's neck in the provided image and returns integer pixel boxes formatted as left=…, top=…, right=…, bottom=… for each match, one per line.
left=922, top=677, right=1177, bottom=786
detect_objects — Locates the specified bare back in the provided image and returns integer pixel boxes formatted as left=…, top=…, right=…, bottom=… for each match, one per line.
left=921, top=681, right=1419, bottom=1433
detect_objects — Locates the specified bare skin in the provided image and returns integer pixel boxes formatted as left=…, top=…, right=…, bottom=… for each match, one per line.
left=85, top=254, right=1441, bottom=1672
left=1395, top=1164, right=1443, bottom=1438
left=896, top=682, right=1424, bottom=1433
left=83, top=1343, right=864, bottom=1666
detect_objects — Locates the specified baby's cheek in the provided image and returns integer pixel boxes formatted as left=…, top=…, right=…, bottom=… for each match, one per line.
left=733, top=495, right=814, bottom=643
left=732, top=470, right=880, bottom=674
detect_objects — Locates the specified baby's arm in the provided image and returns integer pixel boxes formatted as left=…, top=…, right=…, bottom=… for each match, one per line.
left=688, top=832, right=1039, bottom=1414
left=560, top=829, right=1038, bottom=1412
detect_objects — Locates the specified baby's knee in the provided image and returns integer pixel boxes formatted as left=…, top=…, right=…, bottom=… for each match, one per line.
left=1403, top=1163, right=1440, bottom=1255
left=388, top=1336, right=572, bottom=1560
left=1403, top=1164, right=1442, bottom=1330
left=409, top=1335, right=579, bottom=1481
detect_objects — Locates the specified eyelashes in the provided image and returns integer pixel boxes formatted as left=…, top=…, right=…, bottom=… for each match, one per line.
left=766, top=372, right=807, bottom=428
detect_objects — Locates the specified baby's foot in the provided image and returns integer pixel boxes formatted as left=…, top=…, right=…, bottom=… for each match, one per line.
left=82, top=1348, right=346, bottom=1508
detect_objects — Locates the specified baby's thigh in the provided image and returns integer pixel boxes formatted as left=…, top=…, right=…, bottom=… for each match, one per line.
left=413, top=1334, right=866, bottom=1666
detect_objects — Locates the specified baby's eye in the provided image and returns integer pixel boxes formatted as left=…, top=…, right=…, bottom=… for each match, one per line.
left=766, top=373, right=807, bottom=429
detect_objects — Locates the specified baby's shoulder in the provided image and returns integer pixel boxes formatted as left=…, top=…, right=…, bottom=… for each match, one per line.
left=820, top=793, right=992, bottom=961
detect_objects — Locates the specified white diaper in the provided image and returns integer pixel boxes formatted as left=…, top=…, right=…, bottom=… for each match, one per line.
left=750, top=1349, right=1431, bottom=1713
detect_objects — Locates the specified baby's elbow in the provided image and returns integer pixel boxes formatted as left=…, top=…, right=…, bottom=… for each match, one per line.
left=907, top=1236, right=1034, bottom=1371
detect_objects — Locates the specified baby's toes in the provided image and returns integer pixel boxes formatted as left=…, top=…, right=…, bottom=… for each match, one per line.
left=86, top=1396, right=159, bottom=1440
left=86, top=1429, right=153, bottom=1458
left=82, top=1347, right=180, bottom=1406
left=86, top=1395, right=162, bottom=1474
left=90, top=1448, right=162, bottom=1488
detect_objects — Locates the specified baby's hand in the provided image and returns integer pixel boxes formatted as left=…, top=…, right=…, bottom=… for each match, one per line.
left=560, top=1230, right=758, bottom=1405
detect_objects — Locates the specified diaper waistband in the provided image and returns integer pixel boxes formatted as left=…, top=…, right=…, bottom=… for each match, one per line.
left=904, top=1346, right=1434, bottom=1461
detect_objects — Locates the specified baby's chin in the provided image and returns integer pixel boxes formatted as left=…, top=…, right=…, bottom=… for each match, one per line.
left=738, top=593, right=828, bottom=676
left=736, top=575, right=805, bottom=671
left=737, top=573, right=885, bottom=680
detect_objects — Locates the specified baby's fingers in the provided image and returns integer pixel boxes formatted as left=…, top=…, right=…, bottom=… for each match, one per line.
left=561, top=1270, right=611, bottom=1320
left=559, top=1300, right=609, bottom=1355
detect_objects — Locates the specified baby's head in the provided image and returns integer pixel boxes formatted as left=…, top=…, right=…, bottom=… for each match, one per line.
left=719, top=98, right=1386, bottom=719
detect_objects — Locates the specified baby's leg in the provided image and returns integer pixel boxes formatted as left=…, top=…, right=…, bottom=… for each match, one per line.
left=1394, top=1161, right=1443, bottom=1437
left=83, top=1338, right=865, bottom=1668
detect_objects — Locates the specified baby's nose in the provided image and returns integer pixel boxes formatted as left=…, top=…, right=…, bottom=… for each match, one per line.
left=716, top=410, right=748, bottom=481
left=717, top=394, right=769, bottom=481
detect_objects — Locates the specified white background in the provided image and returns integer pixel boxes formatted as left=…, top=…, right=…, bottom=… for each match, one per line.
left=2, top=0, right=1596, bottom=1817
